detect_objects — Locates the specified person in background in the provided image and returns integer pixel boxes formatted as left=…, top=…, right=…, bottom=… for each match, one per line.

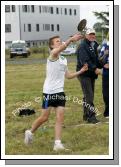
left=76, top=28, right=102, bottom=124
left=99, top=38, right=109, bottom=118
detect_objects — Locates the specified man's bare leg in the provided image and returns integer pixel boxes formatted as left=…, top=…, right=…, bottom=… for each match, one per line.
left=53, top=106, right=65, bottom=151
left=31, top=108, right=50, bottom=133
left=25, top=108, right=50, bottom=144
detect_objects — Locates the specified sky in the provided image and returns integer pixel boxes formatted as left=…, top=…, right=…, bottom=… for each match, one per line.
left=80, top=5, right=109, bottom=29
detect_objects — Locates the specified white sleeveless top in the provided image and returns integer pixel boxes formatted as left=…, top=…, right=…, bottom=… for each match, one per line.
left=43, top=56, right=68, bottom=94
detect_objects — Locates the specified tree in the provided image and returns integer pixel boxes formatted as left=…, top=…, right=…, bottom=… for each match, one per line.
left=93, top=11, right=109, bottom=26
left=93, top=11, right=109, bottom=42
left=93, top=22, right=103, bottom=32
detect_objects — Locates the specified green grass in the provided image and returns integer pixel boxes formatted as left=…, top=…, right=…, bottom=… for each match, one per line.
left=5, top=52, right=76, bottom=61
left=5, top=59, right=109, bottom=155
left=5, top=53, right=48, bottom=61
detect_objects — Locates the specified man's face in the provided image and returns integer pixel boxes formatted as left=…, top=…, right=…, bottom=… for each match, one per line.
left=52, top=38, right=62, bottom=49
left=86, top=33, right=96, bottom=42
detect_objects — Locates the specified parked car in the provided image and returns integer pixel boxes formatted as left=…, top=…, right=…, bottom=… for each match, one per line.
left=10, top=40, right=30, bottom=58
left=61, top=44, right=77, bottom=56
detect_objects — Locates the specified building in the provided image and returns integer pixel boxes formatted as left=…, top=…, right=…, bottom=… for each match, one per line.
left=5, top=5, right=80, bottom=48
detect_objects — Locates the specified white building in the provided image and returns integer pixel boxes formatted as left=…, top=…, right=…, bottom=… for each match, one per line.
left=5, top=5, right=80, bottom=48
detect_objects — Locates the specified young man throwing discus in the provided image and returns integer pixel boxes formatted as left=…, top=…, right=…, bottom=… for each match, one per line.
left=24, top=34, right=88, bottom=151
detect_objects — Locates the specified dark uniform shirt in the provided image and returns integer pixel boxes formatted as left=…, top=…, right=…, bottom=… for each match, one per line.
left=76, top=38, right=101, bottom=79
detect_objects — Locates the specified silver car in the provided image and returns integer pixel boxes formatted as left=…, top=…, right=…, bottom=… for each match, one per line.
left=10, top=40, right=30, bottom=58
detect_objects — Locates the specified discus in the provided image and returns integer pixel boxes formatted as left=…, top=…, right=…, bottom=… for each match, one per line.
left=77, top=19, right=87, bottom=36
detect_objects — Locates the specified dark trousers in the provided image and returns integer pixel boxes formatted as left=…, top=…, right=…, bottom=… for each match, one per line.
left=78, top=76, right=96, bottom=118
left=102, top=75, right=109, bottom=116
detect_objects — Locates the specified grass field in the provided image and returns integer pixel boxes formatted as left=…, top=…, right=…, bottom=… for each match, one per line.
left=5, top=56, right=109, bottom=155
left=5, top=53, right=48, bottom=61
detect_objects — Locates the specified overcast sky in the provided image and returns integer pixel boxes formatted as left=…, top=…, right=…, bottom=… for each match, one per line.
left=80, top=5, right=109, bottom=28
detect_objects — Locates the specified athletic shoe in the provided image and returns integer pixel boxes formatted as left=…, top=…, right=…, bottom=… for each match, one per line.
left=53, top=143, right=69, bottom=151
left=24, top=130, right=33, bottom=145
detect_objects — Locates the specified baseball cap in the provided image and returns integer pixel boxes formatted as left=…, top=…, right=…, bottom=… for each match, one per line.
left=86, top=28, right=96, bottom=35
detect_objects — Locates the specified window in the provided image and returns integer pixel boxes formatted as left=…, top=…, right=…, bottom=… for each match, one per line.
left=12, top=5, right=15, bottom=12
left=41, top=6, right=54, bottom=14
left=5, top=5, right=10, bottom=12
left=61, top=8, right=62, bottom=14
left=56, top=7, right=59, bottom=14
left=51, top=24, right=54, bottom=31
left=28, top=24, right=31, bottom=32
left=45, top=24, right=50, bottom=31
left=39, top=6, right=41, bottom=13
left=65, top=8, right=67, bottom=15
left=74, top=9, right=76, bottom=15
left=24, top=24, right=26, bottom=32
left=36, top=24, right=39, bottom=32
left=5, top=24, right=11, bottom=32
left=23, top=5, right=27, bottom=12
left=42, top=6, right=48, bottom=13
left=28, top=6, right=30, bottom=12
left=27, top=42, right=30, bottom=47
left=57, top=24, right=60, bottom=31
left=34, top=42, right=37, bottom=46
left=43, top=24, right=50, bottom=31
left=50, top=7, right=53, bottom=14
left=69, top=9, right=72, bottom=15
left=31, top=5, right=34, bottom=12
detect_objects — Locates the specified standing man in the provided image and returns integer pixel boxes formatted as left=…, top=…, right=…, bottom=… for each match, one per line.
left=24, top=34, right=88, bottom=151
left=76, top=28, right=102, bottom=124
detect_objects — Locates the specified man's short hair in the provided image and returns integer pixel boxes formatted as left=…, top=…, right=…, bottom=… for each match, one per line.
left=49, top=36, right=60, bottom=50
